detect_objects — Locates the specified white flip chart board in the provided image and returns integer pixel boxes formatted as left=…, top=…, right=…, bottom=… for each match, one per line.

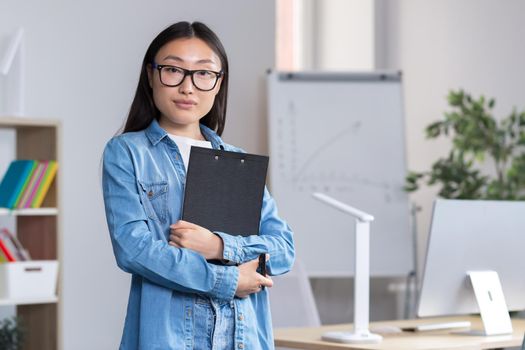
left=267, top=71, right=413, bottom=277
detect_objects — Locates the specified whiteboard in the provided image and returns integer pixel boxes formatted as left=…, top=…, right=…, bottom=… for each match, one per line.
left=267, top=71, right=413, bottom=277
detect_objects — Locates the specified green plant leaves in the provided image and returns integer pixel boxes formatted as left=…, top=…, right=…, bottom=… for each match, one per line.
left=0, top=317, right=25, bottom=350
left=405, top=89, right=525, bottom=200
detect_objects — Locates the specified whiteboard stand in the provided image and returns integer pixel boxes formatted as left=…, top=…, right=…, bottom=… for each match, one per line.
left=0, top=27, right=25, bottom=116
left=312, top=192, right=382, bottom=344
left=406, top=202, right=421, bottom=318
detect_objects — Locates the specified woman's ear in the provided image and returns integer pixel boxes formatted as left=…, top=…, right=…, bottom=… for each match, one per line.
left=146, top=64, right=153, bottom=88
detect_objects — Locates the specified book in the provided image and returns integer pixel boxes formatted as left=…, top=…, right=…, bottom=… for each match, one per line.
left=0, top=228, right=30, bottom=261
left=182, top=146, right=269, bottom=272
left=12, top=160, right=38, bottom=208
left=0, top=160, right=37, bottom=208
left=24, top=161, right=48, bottom=208
left=16, top=161, right=45, bottom=208
left=0, top=237, right=16, bottom=262
left=32, top=160, right=58, bottom=208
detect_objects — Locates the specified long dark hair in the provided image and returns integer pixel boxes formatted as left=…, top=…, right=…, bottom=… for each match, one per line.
left=122, top=21, right=229, bottom=135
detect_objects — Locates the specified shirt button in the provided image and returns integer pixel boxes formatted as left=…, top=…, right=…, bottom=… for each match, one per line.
left=238, top=343, right=244, bottom=349
left=238, top=314, right=244, bottom=321
left=147, top=190, right=154, bottom=198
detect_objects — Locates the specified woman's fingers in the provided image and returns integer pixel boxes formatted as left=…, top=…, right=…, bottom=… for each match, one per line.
left=170, top=227, right=190, bottom=236
left=235, top=258, right=274, bottom=298
left=258, top=274, right=273, bottom=288
left=168, top=241, right=182, bottom=248
left=170, top=220, right=200, bottom=230
left=169, top=229, right=191, bottom=243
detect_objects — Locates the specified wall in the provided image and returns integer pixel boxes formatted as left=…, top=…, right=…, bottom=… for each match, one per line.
left=297, top=0, right=375, bottom=70
left=381, top=0, right=525, bottom=275
left=316, top=0, right=375, bottom=70
left=0, top=1, right=274, bottom=348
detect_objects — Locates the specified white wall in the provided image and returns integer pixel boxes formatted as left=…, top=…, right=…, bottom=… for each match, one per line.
left=381, top=0, right=525, bottom=274
left=0, top=1, right=275, bottom=349
left=317, top=0, right=375, bottom=70
left=297, top=0, right=375, bottom=70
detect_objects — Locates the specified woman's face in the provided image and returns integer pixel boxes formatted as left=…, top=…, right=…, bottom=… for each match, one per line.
left=148, top=37, right=222, bottom=131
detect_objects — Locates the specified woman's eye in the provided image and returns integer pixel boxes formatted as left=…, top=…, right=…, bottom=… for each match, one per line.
left=165, top=67, right=182, bottom=74
left=196, top=70, right=213, bottom=78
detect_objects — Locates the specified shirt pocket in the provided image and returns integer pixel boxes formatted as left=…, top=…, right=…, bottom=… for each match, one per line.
left=138, top=180, right=168, bottom=223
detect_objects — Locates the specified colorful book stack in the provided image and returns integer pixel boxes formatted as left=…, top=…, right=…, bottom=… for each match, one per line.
left=0, top=160, right=58, bottom=209
left=0, top=228, right=31, bottom=262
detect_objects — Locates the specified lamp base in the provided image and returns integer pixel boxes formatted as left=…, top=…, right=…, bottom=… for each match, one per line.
left=322, top=330, right=383, bottom=344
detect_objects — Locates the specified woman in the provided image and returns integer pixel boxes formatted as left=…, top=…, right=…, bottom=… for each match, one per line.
left=102, top=21, right=295, bottom=350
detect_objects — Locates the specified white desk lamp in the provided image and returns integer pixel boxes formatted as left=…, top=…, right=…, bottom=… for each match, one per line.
left=312, top=192, right=382, bottom=344
left=0, top=27, right=25, bottom=116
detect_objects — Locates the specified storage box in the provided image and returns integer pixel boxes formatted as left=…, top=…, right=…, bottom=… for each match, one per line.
left=0, top=260, right=58, bottom=299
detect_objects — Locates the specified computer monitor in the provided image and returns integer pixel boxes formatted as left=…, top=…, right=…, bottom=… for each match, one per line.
left=418, top=199, right=525, bottom=321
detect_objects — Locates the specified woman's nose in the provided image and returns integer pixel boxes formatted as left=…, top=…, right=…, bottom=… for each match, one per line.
left=178, top=74, right=194, bottom=94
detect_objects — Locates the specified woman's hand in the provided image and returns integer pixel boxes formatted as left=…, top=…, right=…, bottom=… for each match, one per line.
left=169, top=220, right=224, bottom=260
left=235, top=258, right=273, bottom=298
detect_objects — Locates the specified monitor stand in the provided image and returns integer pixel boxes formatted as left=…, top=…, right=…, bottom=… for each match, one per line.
left=466, top=270, right=513, bottom=336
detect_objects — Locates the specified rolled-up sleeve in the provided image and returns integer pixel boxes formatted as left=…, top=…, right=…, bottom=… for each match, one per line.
left=102, top=137, right=238, bottom=300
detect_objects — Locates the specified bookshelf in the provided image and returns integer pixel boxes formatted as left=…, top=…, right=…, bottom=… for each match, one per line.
left=0, top=117, right=61, bottom=350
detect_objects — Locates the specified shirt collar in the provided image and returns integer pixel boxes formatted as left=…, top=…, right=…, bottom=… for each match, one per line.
left=145, top=119, right=225, bottom=150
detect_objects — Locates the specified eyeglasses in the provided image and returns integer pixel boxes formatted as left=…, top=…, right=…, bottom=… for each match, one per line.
left=152, top=63, right=223, bottom=91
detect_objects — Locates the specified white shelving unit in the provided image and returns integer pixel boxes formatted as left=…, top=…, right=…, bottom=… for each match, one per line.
left=0, top=296, right=58, bottom=306
left=0, top=208, right=59, bottom=216
left=0, top=117, right=61, bottom=350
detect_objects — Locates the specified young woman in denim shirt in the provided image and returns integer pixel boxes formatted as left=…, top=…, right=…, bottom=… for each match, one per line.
left=102, top=22, right=295, bottom=350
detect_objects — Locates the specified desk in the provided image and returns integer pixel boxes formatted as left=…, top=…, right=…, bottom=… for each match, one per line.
left=274, top=316, right=525, bottom=350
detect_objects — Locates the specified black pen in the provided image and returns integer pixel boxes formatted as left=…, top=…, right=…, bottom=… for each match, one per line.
left=258, top=254, right=267, bottom=291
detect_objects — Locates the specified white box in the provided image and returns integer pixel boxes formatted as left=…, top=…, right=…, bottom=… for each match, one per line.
left=0, top=260, right=58, bottom=300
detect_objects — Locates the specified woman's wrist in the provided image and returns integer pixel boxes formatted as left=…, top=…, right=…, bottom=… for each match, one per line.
left=213, top=233, right=225, bottom=260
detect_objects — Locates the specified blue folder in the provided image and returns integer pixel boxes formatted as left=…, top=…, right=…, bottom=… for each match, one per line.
left=0, top=160, right=36, bottom=208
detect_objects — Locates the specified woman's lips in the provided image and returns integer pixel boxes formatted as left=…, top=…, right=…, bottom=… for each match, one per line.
left=174, top=100, right=196, bottom=109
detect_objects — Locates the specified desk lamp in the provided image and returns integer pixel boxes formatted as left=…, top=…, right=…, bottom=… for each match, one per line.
left=312, top=192, right=382, bottom=344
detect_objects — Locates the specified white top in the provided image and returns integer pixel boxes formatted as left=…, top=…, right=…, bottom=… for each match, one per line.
left=168, top=134, right=212, bottom=171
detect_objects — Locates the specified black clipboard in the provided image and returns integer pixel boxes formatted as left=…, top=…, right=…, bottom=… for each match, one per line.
left=182, top=146, right=269, bottom=277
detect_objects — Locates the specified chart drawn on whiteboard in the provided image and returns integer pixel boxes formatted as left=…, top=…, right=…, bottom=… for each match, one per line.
left=267, top=71, right=413, bottom=277
left=275, top=100, right=403, bottom=203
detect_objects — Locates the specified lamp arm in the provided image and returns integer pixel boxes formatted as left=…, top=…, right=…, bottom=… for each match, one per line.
left=312, top=192, right=374, bottom=222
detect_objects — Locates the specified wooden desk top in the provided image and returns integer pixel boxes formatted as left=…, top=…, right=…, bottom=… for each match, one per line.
left=274, top=316, right=525, bottom=350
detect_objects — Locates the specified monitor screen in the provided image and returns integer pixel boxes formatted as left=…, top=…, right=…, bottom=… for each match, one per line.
left=418, top=199, right=525, bottom=317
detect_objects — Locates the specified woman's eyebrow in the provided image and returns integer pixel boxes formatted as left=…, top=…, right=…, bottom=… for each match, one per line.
left=163, top=55, right=183, bottom=62
left=163, top=55, right=217, bottom=65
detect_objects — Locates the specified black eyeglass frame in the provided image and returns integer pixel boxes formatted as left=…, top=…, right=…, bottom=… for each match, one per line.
left=152, top=63, right=224, bottom=91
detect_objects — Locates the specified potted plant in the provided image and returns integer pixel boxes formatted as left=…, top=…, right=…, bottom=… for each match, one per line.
left=0, top=316, right=25, bottom=350
left=405, top=89, right=525, bottom=199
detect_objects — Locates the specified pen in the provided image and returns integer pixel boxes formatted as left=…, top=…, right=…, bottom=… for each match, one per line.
left=258, top=254, right=267, bottom=291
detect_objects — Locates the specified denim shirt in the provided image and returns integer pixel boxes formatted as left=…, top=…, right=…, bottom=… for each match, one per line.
left=102, top=119, right=295, bottom=349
